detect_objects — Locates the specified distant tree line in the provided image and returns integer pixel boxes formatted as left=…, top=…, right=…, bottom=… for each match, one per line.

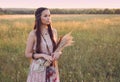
left=0, top=8, right=120, bottom=14
left=0, top=8, right=34, bottom=14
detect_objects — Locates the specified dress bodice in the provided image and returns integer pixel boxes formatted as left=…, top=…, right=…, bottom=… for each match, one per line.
left=33, top=32, right=53, bottom=55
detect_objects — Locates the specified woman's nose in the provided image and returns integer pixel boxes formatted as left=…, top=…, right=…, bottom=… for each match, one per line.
left=48, top=16, right=50, bottom=19
left=47, top=17, right=51, bottom=20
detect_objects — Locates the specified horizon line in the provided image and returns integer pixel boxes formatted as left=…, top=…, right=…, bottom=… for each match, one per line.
left=1, top=7, right=120, bottom=9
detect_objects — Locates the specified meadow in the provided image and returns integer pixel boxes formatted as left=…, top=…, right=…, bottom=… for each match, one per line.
left=0, top=14, right=120, bottom=82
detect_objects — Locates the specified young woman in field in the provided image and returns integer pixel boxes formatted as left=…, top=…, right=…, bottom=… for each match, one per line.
left=25, top=7, right=62, bottom=82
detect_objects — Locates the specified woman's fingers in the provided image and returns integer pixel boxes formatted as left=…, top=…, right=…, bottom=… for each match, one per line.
left=54, top=51, right=62, bottom=55
left=52, top=52, right=62, bottom=60
left=48, top=56, right=53, bottom=62
left=44, top=55, right=53, bottom=62
left=59, top=51, right=62, bottom=55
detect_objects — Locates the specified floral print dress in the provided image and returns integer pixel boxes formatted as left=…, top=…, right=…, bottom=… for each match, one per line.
left=26, top=29, right=60, bottom=82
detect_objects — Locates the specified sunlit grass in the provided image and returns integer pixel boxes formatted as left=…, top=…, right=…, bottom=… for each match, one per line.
left=0, top=14, right=120, bottom=82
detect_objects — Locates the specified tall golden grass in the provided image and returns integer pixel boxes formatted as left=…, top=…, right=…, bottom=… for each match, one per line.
left=0, top=14, right=120, bottom=82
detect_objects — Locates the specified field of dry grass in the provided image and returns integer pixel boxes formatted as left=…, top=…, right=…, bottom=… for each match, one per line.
left=0, top=14, right=120, bottom=82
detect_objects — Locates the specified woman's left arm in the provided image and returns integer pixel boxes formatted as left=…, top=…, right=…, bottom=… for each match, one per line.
left=52, top=28, right=62, bottom=60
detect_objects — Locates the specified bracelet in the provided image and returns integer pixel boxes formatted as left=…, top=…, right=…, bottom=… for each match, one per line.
left=32, top=52, right=36, bottom=59
left=32, top=52, right=39, bottom=60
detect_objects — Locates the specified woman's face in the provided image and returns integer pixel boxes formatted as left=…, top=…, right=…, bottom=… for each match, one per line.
left=40, top=9, right=51, bottom=25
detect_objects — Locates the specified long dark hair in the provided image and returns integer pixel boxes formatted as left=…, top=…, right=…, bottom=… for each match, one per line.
left=34, top=7, right=56, bottom=53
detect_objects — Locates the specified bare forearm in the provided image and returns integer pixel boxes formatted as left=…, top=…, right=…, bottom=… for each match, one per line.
left=25, top=52, right=45, bottom=59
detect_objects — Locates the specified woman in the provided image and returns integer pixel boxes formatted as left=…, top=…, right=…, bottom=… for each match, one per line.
left=25, top=7, right=62, bottom=82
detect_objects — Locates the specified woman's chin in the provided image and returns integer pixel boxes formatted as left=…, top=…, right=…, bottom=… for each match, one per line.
left=42, top=22, right=51, bottom=25
left=46, top=23, right=51, bottom=25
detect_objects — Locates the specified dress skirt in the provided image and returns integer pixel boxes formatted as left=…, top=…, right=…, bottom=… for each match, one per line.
left=27, top=59, right=60, bottom=82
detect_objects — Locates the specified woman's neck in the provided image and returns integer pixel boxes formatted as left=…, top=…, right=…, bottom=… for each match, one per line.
left=41, top=24, right=48, bottom=31
left=40, top=25, right=49, bottom=35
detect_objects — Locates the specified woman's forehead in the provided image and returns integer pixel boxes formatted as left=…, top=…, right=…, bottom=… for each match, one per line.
left=41, top=9, right=50, bottom=15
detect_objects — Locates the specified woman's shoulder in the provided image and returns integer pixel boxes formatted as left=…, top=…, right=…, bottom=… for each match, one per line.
left=51, top=27, right=58, bottom=39
left=28, top=30, right=36, bottom=37
left=51, top=27, right=57, bottom=34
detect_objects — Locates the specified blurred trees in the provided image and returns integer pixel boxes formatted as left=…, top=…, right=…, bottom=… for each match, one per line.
left=0, top=8, right=120, bottom=14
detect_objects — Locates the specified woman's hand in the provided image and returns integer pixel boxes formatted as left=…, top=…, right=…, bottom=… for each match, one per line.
left=42, top=54, right=53, bottom=63
left=52, top=51, right=62, bottom=60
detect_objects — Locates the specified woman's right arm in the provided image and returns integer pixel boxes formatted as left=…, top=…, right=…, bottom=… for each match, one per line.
left=25, top=31, right=45, bottom=59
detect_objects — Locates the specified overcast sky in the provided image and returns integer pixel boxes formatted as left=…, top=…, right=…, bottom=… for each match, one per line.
left=0, top=0, right=120, bottom=8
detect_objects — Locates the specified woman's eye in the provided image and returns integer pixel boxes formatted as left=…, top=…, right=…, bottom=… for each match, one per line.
left=44, top=15, right=50, bottom=17
left=44, top=15, right=47, bottom=17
